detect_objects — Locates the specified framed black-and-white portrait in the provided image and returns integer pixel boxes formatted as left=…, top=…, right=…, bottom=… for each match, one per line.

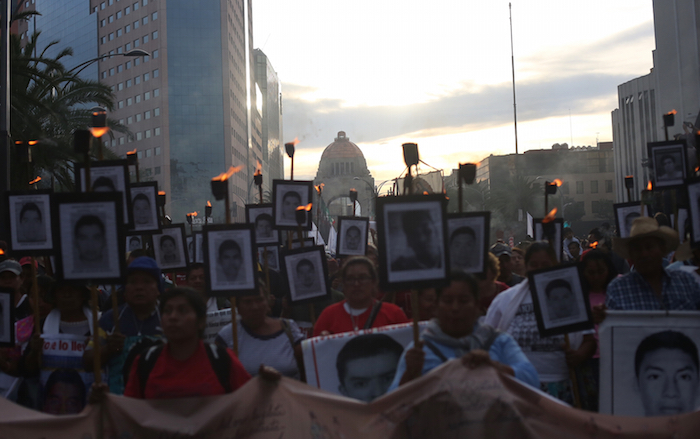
left=0, top=288, right=14, bottom=347
left=688, top=179, right=700, bottom=246
left=126, top=234, right=143, bottom=253
left=648, top=140, right=688, bottom=189
left=291, top=237, right=315, bottom=250
left=152, top=224, right=188, bottom=271
left=128, top=182, right=160, bottom=233
left=527, top=264, right=593, bottom=338
left=447, top=212, right=490, bottom=274
left=272, top=180, right=313, bottom=230
left=75, top=160, right=132, bottom=227
left=246, top=203, right=280, bottom=244
left=614, top=202, right=650, bottom=239
left=4, top=190, right=54, bottom=255
left=533, top=218, right=563, bottom=262
left=52, top=192, right=125, bottom=283
left=203, top=224, right=258, bottom=296
left=282, top=245, right=329, bottom=304
left=257, top=245, right=280, bottom=271
left=376, top=194, right=449, bottom=291
left=336, top=216, right=369, bottom=257
left=600, top=311, right=700, bottom=416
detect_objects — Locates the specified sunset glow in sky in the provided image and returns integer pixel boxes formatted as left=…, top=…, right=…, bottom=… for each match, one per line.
left=253, top=0, right=655, bottom=188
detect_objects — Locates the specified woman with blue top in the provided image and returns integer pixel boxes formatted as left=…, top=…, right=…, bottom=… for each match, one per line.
left=389, top=271, right=539, bottom=391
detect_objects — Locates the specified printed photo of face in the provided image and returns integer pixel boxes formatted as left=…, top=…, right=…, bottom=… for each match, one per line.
left=132, top=193, right=152, bottom=226
left=128, top=236, right=142, bottom=252
left=544, top=279, right=578, bottom=321
left=218, top=239, right=243, bottom=282
left=281, top=191, right=302, bottom=221
left=344, top=226, right=361, bottom=251
left=255, top=213, right=274, bottom=239
left=74, top=215, right=107, bottom=264
left=336, top=334, right=404, bottom=402
left=635, top=331, right=700, bottom=417
left=17, top=202, right=45, bottom=243
left=294, top=259, right=317, bottom=297
left=160, top=235, right=180, bottom=264
left=449, top=226, right=477, bottom=270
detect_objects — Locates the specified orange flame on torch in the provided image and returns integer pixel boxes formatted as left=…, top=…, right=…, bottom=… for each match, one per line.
left=28, top=140, right=38, bottom=146
left=542, top=208, right=558, bottom=223
left=158, top=191, right=166, bottom=196
left=126, top=148, right=137, bottom=155
left=625, top=175, right=633, bottom=179
left=646, top=181, right=652, bottom=191
left=254, top=160, right=262, bottom=177
left=29, top=176, right=41, bottom=185
left=695, top=167, right=699, bottom=172
left=207, top=200, right=212, bottom=207
left=314, top=183, right=325, bottom=194
left=0, top=249, right=4, bottom=255
left=590, top=241, right=599, bottom=249
left=187, top=211, right=198, bottom=218
left=288, top=137, right=300, bottom=147
left=552, top=179, right=563, bottom=186
left=212, top=165, right=243, bottom=181
left=667, top=109, right=677, bottom=115
left=423, top=191, right=429, bottom=195
left=296, top=203, right=313, bottom=212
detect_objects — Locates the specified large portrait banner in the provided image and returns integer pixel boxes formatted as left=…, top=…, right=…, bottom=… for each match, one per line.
left=600, top=310, right=700, bottom=417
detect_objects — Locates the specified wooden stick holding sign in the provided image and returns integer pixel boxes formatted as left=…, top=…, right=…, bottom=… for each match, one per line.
left=253, top=165, right=273, bottom=298
left=211, top=166, right=243, bottom=355
left=402, top=142, right=422, bottom=347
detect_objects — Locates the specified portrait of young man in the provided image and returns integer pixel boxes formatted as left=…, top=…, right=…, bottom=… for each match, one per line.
left=634, top=330, right=700, bottom=416
left=336, top=333, right=404, bottom=402
left=391, top=210, right=442, bottom=271
left=293, top=258, right=319, bottom=299
left=449, top=226, right=479, bottom=272
left=159, top=235, right=181, bottom=264
left=216, top=239, right=244, bottom=284
left=132, top=193, right=154, bottom=229
left=281, top=190, right=302, bottom=223
left=544, top=279, right=579, bottom=322
left=344, top=225, right=362, bottom=252
left=656, top=153, right=683, bottom=181
left=254, top=212, right=276, bottom=243
left=17, top=201, right=46, bottom=243
left=73, top=214, right=109, bottom=272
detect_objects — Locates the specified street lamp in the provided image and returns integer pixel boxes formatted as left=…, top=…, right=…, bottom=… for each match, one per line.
left=69, top=49, right=151, bottom=76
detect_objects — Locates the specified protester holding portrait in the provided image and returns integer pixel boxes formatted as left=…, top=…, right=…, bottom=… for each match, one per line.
left=123, top=288, right=250, bottom=399
left=484, top=242, right=597, bottom=406
left=313, top=257, right=409, bottom=336
left=607, top=217, right=700, bottom=311
left=216, top=279, right=305, bottom=380
left=389, top=271, right=538, bottom=391
left=84, top=257, right=164, bottom=395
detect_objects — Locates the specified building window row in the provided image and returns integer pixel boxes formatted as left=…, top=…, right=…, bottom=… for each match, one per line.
left=100, top=29, right=159, bottom=46
left=100, top=7, right=156, bottom=29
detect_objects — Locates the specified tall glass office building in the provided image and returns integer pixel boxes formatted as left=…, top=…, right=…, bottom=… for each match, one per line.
left=18, top=0, right=280, bottom=223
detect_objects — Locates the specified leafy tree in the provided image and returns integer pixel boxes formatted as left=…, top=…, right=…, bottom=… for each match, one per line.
left=9, top=23, right=126, bottom=190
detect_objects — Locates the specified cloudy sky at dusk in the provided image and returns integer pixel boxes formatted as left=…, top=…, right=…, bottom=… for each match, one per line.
left=253, top=0, right=655, bottom=187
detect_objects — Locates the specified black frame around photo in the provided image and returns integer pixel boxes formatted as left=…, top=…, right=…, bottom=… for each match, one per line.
left=336, top=216, right=369, bottom=258
left=614, top=202, right=650, bottom=239
left=4, top=190, right=54, bottom=256
left=194, top=232, right=204, bottom=263
left=245, top=203, right=280, bottom=245
left=528, top=263, right=593, bottom=338
left=272, top=179, right=313, bottom=230
left=446, top=212, right=490, bottom=274
left=52, top=192, right=125, bottom=283
left=152, top=224, right=189, bottom=272
left=376, top=194, right=449, bottom=291
left=648, top=140, right=688, bottom=189
left=257, top=244, right=280, bottom=272
left=533, top=218, right=564, bottom=262
left=282, top=245, right=330, bottom=304
left=128, top=181, right=161, bottom=234
left=688, top=179, right=700, bottom=246
left=75, top=160, right=133, bottom=227
left=0, top=287, right=15, bottom=347
left=203, top=224, right=259, bottom=297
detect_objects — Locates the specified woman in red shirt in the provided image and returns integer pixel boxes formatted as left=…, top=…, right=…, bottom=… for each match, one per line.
left=124, top=288, right=250, bottom=399
left=313, top=257, right=409, bottom=336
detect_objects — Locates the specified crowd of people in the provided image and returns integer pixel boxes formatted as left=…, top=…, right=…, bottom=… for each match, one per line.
left=0, top=211, right=698, bottom=419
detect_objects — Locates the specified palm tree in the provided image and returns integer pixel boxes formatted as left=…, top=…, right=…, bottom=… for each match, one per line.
left=9, top=25, right=127, bottom=190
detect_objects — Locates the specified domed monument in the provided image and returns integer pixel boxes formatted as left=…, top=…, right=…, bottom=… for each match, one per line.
left=314, top=131, right=375, bottom=219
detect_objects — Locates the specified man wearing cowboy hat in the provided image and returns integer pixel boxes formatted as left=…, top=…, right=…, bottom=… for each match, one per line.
left=606, top=217, right=700, bottom=310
